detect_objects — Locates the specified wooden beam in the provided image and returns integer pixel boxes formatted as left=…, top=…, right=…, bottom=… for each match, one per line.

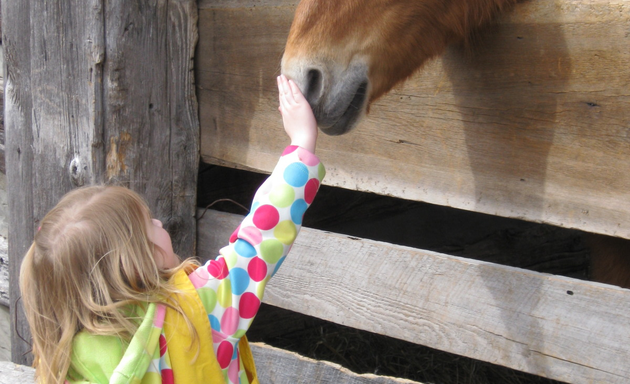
left=0, top=362, right=35, bottom=384
left=196, top=0, right=630, bottom=239
left=4, top=0, right=199, bottom=364
left=250, top=342, right=422, bottom=384
left=198, top=209, right=630, bottom=384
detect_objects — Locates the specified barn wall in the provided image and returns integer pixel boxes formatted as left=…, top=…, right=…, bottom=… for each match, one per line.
left=196, top=0, right=630, bottom=239
left=3, top=0, right=200, bottom=364
left=198, top=209, right=630, bottom=384
left=195, top=0, right=630, bottom=382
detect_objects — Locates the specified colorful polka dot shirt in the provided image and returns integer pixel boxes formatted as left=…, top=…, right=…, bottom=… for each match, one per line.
left=187, top=146, right=325, bottom=383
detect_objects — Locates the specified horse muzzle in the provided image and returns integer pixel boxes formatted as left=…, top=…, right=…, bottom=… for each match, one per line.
left=281, top=58, right=370, bottom=136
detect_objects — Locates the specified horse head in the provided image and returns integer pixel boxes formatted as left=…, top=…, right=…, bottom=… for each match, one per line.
left=281, top=0, right=517, bottom=135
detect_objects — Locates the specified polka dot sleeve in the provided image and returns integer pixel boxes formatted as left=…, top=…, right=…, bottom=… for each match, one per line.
left=187, top=146, right=325, bottom=384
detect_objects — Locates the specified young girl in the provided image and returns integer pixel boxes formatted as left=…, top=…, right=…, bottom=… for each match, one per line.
left=20, top=75, right=323, bottom=384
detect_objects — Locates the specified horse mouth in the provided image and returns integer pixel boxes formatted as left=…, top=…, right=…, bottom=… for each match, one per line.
left=319, top=82, right=368, bottom=136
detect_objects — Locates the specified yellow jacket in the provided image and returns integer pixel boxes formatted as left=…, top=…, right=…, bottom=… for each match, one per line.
left=67, top=269, right=259, bottom=384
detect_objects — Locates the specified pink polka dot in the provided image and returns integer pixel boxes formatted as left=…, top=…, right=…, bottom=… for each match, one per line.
left=212, top=329, right=227, bottom=343
left=221, top=307, right=240, bottom=335
left=282, top=145, right=299, bottom=156
left=247, top=257, right=267, bottom=282
left=161, top=369, right=174, bottom=384
left=217, top=341, right=234, bottom=369
left=240, top=226, right=262, bottom=245
left=253, top=205, right=279, bottom=230
left=159, top=334, right=167, bottom=356
left=208, top=258, right=229, bottom=279
left=189, top=267, right=210, bottom=288
left=153, top=304, right=166, bottom=328
left=228, top=357, right=240, bottom=383
left=297, top=147, right=320, bottom=166
left=239, top=292, right=261, bottom=319
left=229, top=225, right=240, bottom=243
left=304, top=178, right=319, bottom=204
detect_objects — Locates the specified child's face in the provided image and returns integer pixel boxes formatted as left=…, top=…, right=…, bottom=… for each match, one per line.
left=147, top=218, right=179, bottom=269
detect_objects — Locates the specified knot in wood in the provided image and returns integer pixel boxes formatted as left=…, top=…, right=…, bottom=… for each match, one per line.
left=69, top=157, right=85, bottom=187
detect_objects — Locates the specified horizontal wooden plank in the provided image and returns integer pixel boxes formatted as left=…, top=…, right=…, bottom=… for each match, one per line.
left=197, top=0, right=630, bottom=239
left=250, top=342, right=423, bottom=384
left=197, top=209, right=630, bottom=384
left=198, top=0, right=285, bottom=8
left=0, top=362, right=35, bottom=384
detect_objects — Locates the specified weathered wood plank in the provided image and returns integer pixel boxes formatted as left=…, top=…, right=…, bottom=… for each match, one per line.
left=0, top=362, right=35, bottom=384
left=103, top=0, right=200, bottom=255
left=197, top=209, right=630, bottom=384
left=197, top=0, right=630, bottom=239
left=0, top=237, right=8, bottom=307
left=0, top=44, right=4, bottom=175
left=250, top=342, right=423, bottom=384
left=5, top=0, right=199, bottom=364
left=4, top=0, right=37, bottom=365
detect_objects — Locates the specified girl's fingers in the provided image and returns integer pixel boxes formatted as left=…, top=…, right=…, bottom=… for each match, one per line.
left=278, top=75, right=288, bottom=96
left=277, top=76, right=285, bottom=104
left=288, top=80, right=303, bottom=100
left=279, top=87, right=292, bottom=111
left=281, top=75, right=299, bottom=105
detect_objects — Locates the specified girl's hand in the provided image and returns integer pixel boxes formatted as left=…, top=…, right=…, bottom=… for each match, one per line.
left=277, top=74, right=318, bottom=153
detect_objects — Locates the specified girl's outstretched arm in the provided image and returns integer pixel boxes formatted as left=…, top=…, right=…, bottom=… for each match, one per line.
left=188, top=76, right=324, bottom=384
left=277, top=74, right=318, bottom=153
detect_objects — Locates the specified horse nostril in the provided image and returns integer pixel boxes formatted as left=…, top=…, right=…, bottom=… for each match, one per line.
left=306, top=68, right=323, bottom=104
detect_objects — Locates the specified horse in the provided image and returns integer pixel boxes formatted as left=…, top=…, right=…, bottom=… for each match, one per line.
left=280, top=0, right=630, bottom=289
left=281, top=0, right=518, bottom=136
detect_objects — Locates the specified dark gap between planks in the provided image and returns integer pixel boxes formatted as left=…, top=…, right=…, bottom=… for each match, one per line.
left=198, top=162, right=584, bottom=384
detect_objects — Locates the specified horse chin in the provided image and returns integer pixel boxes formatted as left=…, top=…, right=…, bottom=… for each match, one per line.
left=318, top=81, right=368, bottom=136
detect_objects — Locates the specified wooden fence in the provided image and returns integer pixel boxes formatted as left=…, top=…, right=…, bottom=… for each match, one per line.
left=196, top=0, right=630, bottom=383
left=4, top=0, right=629, bottom=382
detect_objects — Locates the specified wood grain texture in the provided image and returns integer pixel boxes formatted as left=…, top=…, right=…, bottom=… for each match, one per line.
left=4, top=0, right=199, bottom=364
left=250, top=342, right=422, bottom=384
left=197, top=0, right=630, bottom=239
left=103, top=0, right=200, bottom=256
left=0, top=362, right=35, bottom=384
left=198, top=209, right=630, bottom=384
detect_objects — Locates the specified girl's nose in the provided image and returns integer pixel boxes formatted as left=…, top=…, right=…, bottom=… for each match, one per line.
left=152, top=218, right=163, bottom=228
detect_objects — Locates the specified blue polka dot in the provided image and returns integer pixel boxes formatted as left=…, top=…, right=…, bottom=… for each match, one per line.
left=272, top=256, right=287, bottom=277
left=290, top=199, right=308, bottom=225
left=283, top=163, right=309, bottom=187
left=230, top=268, right=251, bottom=296
left=234, top=239, right=256, bottom=258
left=250, top=202, right=260, bottom=212
left=209, top=315, right=221, bottom=331
left=232, top=346, right=239, bottom=359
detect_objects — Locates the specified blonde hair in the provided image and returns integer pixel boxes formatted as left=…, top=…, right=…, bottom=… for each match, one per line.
left=20, top=186, right=200, bottom=384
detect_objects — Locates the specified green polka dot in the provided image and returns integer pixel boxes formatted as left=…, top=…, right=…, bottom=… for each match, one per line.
left=274, top=220, right=297, bottom=245
left=233, top=329, right=247, bottom=339
left=257, top=276, right=269, bottom=298
left=141, top=372, right=159, bottom=384
left=318, top=163, right=326, bottom=181
left=197, top=287, right=217, bottom=313
left=217, top=279, right=232, bottom=308
left=225, top=249, right=238, bottom=269
left=260, top=239, right=284, bottom=264
left=269, top=183, right=295, bottom=208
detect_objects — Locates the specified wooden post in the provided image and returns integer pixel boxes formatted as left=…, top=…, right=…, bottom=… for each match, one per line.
left=3, top=0, right=199, bottom=364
